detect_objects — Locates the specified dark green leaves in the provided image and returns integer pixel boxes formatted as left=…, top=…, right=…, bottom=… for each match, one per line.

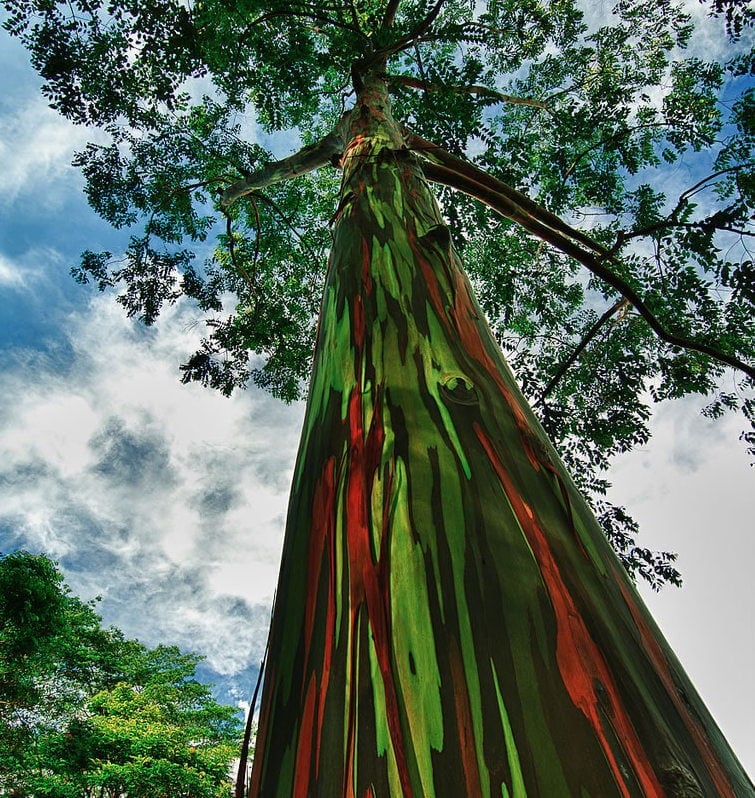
left=703, top=0, right=755, bottom=40
left=3, top=0, right=203, bottom=127
left=5, top=0, right=753, bottom=587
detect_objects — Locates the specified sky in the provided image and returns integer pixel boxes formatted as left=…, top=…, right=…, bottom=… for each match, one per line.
left=0, top=3, right=753, bottom=781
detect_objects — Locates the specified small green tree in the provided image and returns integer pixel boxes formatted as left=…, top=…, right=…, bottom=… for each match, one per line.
left=0, top=551, right=241, bottom=798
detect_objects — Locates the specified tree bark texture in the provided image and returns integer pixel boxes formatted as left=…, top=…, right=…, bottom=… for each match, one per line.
left=248, top=78, right=754, bottom=797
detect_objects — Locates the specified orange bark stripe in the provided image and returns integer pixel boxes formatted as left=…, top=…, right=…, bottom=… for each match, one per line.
left=615, top=576, right=737, bottom=797
left=449, top=635, right=484, bottom=795
left=475, top=423, right=665, bottom=796
left=407, top=227, right=446, bottom=320
left=293, top=675, right=318, bottom=798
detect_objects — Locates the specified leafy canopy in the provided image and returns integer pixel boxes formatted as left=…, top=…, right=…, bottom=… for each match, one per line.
left=2, top=0, right=753, bottom=587
left=0, top=550, right=241, bottom=798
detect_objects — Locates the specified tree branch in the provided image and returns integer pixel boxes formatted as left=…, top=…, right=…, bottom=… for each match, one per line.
left=406, top=130, right=606, bottom=254
left=406, top=132, right=755, bottom=381
left=381, top=0, right=402, bottom=31
left=245, top=8, right=363, bottom=36
left=221, top=130, right=344, bottom=208
left=609, top=165, right=753, bottom=251
left=537, top=299, right=628, bottom=404
left=224, top=213, right=257, bottom=295
left=387, top=73, right=548, bottom=109
left=372, top=0, right=446, bottom=59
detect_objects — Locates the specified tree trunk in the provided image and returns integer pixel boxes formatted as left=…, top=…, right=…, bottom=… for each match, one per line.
left=248, top=76, right=754, bottom=797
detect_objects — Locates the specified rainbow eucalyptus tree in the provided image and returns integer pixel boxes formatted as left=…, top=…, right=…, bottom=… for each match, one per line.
left=4, top=0, right=754, bottom=794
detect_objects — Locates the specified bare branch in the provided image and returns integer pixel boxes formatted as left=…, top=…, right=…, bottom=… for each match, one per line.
left=387, top=73, right=548, bottom=109
left=221, top=130, right=344, bottom=208
left=537, top=299, right=628, bottom=404
left=678, top=164, right=752, bottom=204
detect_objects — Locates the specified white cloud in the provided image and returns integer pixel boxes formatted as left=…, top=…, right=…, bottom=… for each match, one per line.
left=609, top=400, right=754, bottom=777
left=0, top=253, right=28, bottom=287
left=0, top=97, right=95, bottom=206
left=0, top=247, right=64, bottom=291
left=0, top=285, right=304, bottom=674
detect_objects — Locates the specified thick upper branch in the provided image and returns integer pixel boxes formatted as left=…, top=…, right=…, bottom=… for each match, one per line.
left=221, top=130, right=345, bottom=208
left=380, top=0, right=402, bottom=31
left=388, top=74, right=548, bottom=110
left=371, top=0, right=446, bottom=59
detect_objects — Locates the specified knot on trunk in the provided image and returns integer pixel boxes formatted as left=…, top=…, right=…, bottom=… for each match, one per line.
left=658, top=763, right=704, bottom=797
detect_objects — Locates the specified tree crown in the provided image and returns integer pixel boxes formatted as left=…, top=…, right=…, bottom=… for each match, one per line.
left=3, top=0, right=753, bottom=587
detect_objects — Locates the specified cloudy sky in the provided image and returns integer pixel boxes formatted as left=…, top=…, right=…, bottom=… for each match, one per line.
left=1, top=3, right=753, bottom=779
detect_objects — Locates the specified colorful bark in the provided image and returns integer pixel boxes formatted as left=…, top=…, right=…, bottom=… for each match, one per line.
left=248, top=77, right=754, bottom=796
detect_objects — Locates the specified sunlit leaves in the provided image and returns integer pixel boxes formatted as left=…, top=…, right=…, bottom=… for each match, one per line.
left=662, top=59, right=724, bottom=151
left=0, top=552, right=240, bottom=798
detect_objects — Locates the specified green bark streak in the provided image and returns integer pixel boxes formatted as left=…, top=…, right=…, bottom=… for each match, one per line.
left=249, top=77, right=754, bottom=797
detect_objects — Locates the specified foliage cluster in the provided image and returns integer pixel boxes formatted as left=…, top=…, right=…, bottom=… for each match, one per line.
left=2, top=0, right=753, bottom=587
left=0, top=551, right=241, bottom=798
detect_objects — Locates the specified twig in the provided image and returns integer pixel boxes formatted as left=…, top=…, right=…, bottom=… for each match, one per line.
left=537, top=299, right=628, bottom=404
left=387, top=73, right=548, bottom=109
left=224, top=213, right=257, bottom=294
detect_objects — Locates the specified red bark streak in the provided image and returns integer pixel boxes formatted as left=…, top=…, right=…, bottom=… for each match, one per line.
left=304, top=458, right=337, bottom=666
left=353, top=293, right=366, bottom=351
left=475, top=423, right=665, bottom=796
left=346, top=386, right=414, bottom=796
left=449, top=636, right=484, bottom=795
left=407, top=227, right=446, bottom=320
left=305, top=459, right=339, bottom=780
left=615, top=577, right=737, bottom=797
left=293, top=676, right=318, bottom=798
left=362, top=236, right=374, bottom=295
